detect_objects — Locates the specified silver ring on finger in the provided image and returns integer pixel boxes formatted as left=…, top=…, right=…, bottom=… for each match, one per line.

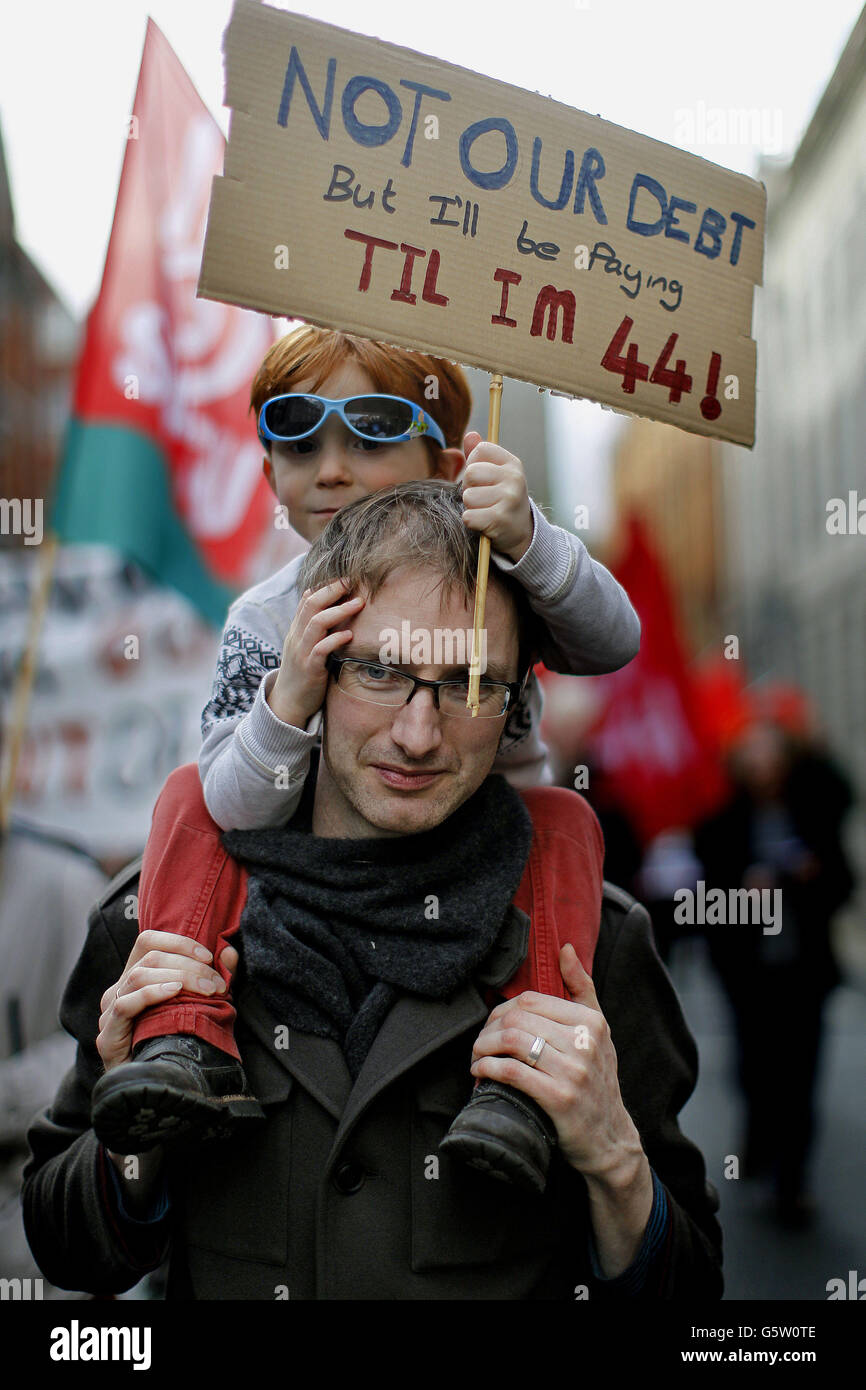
left=527, top=1034, right=546, bottom=1067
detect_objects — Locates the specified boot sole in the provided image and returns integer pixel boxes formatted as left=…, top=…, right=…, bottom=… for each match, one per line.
left=439, top=1119, right=549, bottom=1193
left=91, top=1075, right=265, bottom=1153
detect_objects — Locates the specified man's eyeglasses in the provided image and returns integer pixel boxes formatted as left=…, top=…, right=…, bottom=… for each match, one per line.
left=257, top=394, right=447, bottom=450
left=326, top=656, right=520, bottom=720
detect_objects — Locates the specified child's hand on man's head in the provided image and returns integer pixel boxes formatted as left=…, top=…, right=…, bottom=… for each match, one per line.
left=266, top=580, right=365, bottom=730
left=460, top=431, right=534, bottom=563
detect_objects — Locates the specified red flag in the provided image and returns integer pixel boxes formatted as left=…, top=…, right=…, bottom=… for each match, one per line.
left=53, top=20, right=283, bottom=624
left=691, top=655, right=755, bottom=750
left=586, top=515, right=728, bottom=844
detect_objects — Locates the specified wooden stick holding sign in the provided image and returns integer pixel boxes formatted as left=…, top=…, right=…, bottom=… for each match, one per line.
left=467, top=374, right=503, bottom=716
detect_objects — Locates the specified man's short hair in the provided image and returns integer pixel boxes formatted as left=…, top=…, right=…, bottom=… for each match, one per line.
left=250, top=325, right=472, bottom=463
left=298, top=479, right=541, bottom=680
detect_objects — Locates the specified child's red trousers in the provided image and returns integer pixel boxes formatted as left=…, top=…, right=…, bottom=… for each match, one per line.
left=131, top=763, right=605, bottom=1058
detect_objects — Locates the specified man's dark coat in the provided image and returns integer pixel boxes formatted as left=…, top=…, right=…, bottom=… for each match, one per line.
left=22, top=864, right=723, bottom=1300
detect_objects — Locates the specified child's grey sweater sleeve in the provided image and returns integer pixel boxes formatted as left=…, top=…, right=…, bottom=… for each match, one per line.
left=491, top=498, right=640, bottom=674
left=489, top=499, right=640, bottom=787
left=198, top=564, right=317, bottom=831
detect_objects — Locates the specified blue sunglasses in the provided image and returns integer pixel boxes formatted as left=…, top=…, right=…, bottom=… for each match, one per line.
left=257, top=393, right=446, bottom=449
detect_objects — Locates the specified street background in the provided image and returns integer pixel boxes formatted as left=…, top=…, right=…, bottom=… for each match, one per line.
left=0, top=0, right=863, bottom=1303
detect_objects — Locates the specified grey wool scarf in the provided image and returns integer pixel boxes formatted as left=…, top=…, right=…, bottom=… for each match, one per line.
left=222, top=772, right=533, bottom=1079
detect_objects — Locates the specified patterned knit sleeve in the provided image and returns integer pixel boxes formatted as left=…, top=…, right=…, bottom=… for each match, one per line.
left=201, top=623, right=283, bottom=737
left=198, top=604, right=319, bottom=832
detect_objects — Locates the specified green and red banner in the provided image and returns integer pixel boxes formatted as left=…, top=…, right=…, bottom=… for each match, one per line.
left=53, top=19, right=278, bottom=626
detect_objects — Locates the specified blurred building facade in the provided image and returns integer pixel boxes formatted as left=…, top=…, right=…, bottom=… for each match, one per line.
left=612, top=418, right=722, bottom=655
left=0, top=119, right=79, bottom=540
left=606, top=10, right=865, bottom=890
left=718, top=9, right=866, bottom=877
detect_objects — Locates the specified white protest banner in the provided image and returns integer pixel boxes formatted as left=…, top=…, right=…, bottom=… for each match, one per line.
left=0, top=550, right=217, bottom=858
left=199, top=1, right=766, bottom=446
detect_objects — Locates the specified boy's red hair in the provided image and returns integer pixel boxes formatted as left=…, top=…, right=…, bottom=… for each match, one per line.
left=250, top=324, right=472, bottom=456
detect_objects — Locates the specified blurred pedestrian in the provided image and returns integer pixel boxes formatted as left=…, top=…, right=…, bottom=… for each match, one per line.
left=638, top=829, right=703, bottom=964
left=693, top=709, right=855, bottom=1227
left=0, top=817, right=107, bottom=1296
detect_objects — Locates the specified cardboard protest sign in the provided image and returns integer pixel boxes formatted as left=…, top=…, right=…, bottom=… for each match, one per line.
left=199, top=0, right=766, bottom=446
